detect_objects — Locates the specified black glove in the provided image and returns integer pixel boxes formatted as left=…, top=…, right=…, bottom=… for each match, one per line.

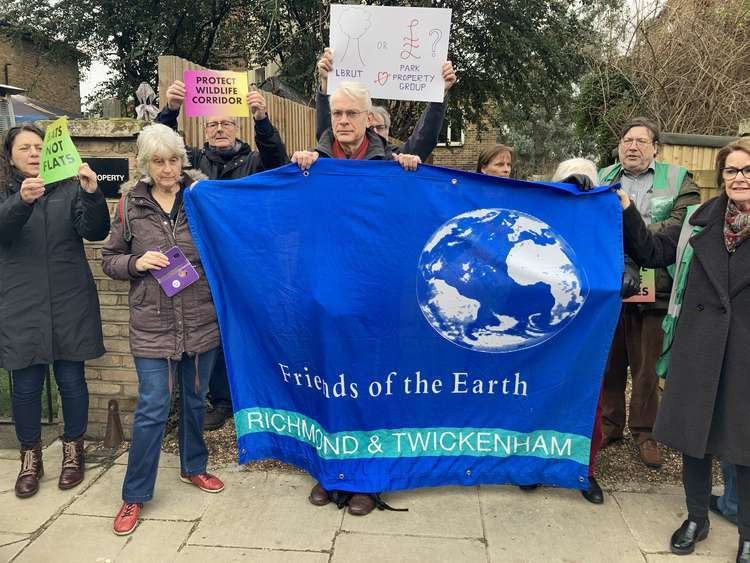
left=561, top=173, right=594, bottom=192
left=621, top=254, right=641, bottom=298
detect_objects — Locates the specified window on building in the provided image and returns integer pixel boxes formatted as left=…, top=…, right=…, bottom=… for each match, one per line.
left=437, top=117, right=464, bottom=147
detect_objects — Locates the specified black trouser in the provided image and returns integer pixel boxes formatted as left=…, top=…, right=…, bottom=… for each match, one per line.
left=682, top=453, right=750, bottom=539
left=206, top=346, right=232, bottom=409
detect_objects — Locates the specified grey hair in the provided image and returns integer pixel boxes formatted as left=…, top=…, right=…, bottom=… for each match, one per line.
left=136, top=123, right=190, bottom=181
left=371, top=106, right=391, bottom=130
left=331, top=81, right=373, bottom=112
left=551, top=158, right=598, bottom=186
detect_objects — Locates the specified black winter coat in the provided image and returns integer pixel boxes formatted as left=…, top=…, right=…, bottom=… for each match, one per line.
left=0, top=172, right=110, bottom=370
left=155, top=107, right=289, bottom=180
left=623, top=193, right=750, bottom=465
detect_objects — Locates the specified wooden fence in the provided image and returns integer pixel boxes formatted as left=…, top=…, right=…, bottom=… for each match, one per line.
left=158, top=56, right=316, bottom=154
left=659, top=132, right=739, bottom=201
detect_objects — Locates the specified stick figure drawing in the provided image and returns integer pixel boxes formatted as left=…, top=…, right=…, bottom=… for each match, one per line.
left=337, top=7, right=372, bottom=66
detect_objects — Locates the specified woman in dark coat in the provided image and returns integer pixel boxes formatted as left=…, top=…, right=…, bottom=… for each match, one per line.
left=102, top=123, right=224, bottom=537
left=618, top=137, right=750, bottom=562
left=0, top=124, right=110, bottom=498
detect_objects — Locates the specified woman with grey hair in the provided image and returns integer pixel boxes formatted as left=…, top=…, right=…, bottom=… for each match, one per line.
left=102, top=123, right=224, bottom=536
left=551, top=157, right=598, bottom=186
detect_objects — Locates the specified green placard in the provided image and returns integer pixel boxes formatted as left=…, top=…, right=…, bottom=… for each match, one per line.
left=40, top=117, right=82, bottom=185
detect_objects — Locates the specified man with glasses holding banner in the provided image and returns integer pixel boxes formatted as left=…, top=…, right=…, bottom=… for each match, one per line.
left=155, top=80, right=289, bottom=431
left=598, top=117, right=700, bottom=469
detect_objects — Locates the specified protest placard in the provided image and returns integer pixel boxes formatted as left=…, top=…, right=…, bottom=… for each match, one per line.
left=328, top=4, right=452, bottom=103
left=623, top=267, right=656, bottom=303
left=183, top=70, right=249, bottom=118
left=40, top=117, right=82, bottom=185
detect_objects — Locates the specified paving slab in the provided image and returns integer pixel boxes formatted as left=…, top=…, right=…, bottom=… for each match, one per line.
left=646, top=555, right=734, bottom=563
left=66, top=463, right=215, bottom=521
left=177, top=546, right=330, bottom=562
left=480, top=485, right=646, bottom=562
left=0, top=538, right=28, bottom=562
left=0, top=455, right=106, bottom=534
left=0, top=532, right=28, bottom=547
left=614, top=491, right=737, bottom=560
left=341, top=485, right=483, bottom=538
left=14, top=514, right=192, bottom=563
left=331, top=531, right=487, bottom=562
left=0, top=449, right=20, bottom=461
left=189, top=471, right=342, bottom=552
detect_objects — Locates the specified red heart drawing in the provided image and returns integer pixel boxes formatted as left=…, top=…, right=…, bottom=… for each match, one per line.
left=375, top=72, right=390, bottom=86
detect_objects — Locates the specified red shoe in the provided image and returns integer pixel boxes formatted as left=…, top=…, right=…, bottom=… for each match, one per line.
left=180, top=472, right=225, bottom=493
left=113, top=502, right=141, bottom=536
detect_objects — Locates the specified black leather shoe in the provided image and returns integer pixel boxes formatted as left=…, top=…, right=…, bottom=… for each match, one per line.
left=308, top=482, right=330, bottom=506
left=670, top=519, right=709, bottom=555
left=519, top=484, right=540, bottom=491
left=203, top=404, right=232, bottom=431
left=737, top=539, right=750, bottom=563
left=581, top=476, right=603, bottom=504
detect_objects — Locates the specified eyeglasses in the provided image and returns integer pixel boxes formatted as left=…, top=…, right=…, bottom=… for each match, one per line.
left=620, top=138, right=653, bottom=148
left=205, top=120, right=236, bottom=130
left=331, top=110, right=367, bottom=120
left=372, top=124, right=388, bottom=133
left=721, top=166, right=750, bottom=180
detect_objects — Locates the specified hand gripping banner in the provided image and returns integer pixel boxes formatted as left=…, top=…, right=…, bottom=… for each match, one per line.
left=184, top=160, right=623, bottom=493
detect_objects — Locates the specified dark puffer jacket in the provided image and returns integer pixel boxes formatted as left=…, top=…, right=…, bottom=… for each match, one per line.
left=0, top=172, right=110, bottom=370
left=155, top=107, right=289, bottom=180
left=101, top=172, right=219, bottom=360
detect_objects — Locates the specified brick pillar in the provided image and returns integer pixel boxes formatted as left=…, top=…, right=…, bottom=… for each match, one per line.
left=37, top=118, right=146, bottom=439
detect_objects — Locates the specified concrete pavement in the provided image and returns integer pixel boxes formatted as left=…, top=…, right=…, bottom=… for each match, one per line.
left=0, top=441, right=740, bottom=562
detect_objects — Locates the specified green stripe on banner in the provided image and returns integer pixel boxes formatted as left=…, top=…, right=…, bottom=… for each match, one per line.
left=235, top=407, right=590, bottom=464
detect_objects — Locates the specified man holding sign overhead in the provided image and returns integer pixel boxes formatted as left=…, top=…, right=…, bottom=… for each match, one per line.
left=156, top=75, right=288, bottom=181
left=156, top=73, right=289, bottom=431
left=315, top=47, right=456, bottom=161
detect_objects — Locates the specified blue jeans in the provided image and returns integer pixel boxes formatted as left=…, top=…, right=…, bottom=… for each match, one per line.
left=207, top=346, right=232, bottom=409
left=122, top=349, right=218, bottom=503
left=718, top=461, right=739, bottom=524
left=11, top=361, right=88, bottom=448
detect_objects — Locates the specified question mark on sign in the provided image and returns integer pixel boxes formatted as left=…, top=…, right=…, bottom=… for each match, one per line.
left=429, top=29, right=442, bottom=57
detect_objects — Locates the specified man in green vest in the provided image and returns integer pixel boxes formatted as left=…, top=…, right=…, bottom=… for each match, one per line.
left=598, top=117, right=700, bottom=468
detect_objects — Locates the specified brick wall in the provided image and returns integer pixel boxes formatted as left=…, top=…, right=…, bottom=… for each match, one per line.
left=431, top=121, right=504, bottom=172
left=41, top=119, right=146, bottom=439
left=0, top=31, right=81, bottom=115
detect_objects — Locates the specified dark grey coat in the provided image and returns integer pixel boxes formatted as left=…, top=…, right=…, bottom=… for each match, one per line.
left=0, top=172, right=110, bottom=370
left=623, top=193, right=750, bottom=465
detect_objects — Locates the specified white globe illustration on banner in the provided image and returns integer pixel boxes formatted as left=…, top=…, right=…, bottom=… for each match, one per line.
left=417, top=208, right=588, bottom=353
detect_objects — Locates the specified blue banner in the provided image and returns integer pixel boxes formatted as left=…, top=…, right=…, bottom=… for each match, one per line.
left=185, top=160, right=623, bottom=492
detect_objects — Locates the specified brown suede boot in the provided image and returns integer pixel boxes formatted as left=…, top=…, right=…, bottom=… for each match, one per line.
left=58, top=437, right=85, bottom=490
left=15, top=443, right=44, bottom=498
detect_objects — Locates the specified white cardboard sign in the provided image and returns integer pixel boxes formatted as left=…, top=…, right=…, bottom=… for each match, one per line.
left=328, top=4, right=452, bottom=103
